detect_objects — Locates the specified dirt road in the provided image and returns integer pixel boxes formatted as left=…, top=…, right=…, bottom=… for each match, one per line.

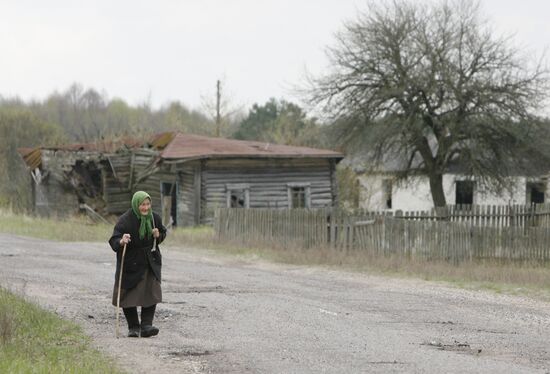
left=1, top=233, right=549, bottom=373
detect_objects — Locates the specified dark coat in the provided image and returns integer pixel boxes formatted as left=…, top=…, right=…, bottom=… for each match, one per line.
left=108, top=209, right=167, bottom=289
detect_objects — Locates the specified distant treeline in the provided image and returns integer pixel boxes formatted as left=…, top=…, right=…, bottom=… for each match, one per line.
left=0, top=83, right=333, bottom=145
left=0, top=83, right=341, bottom=211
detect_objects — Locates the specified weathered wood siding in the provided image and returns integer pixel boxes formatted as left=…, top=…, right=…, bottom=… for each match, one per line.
left=172, top=161, right=201, bottom=227
left=103, top=149, right=162, bottom=215
left=132, top=149, right=162, bottom=210
left=35, top=150, right=93, bottom=217
left=102, top=153, right=132, bottom=214
left=34, top=178, right=79, bottom=217
left=201, top=158, right=336, bottom=224
left=215, top=207, right=550, bottom=263
left=103, top=156, right=338, bottom=226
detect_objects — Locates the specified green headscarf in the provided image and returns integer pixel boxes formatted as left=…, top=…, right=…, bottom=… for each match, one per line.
left=131, top=191, right=153, bottom=240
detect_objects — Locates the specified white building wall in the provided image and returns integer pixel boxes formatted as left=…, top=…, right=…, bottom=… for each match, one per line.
left=358, top=175, right=386, bottom=210
left=358, top=173, right=535, bottom=211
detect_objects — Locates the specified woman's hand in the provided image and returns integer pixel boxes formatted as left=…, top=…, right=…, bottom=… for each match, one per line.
left=119, top=233, right=131, bottom=246
left=152, top=228, right=160, bottom=239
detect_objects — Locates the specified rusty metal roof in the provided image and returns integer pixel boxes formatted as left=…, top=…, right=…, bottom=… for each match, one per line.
left=160, top=133, right=344, bottom=160
left=17, top=138, right=142, bottom=170
left=17, top=148, right=42, bottom=170
left=41, top=138, right=142, bottom=153
left=149, top=132, right=176, bottom=150
left=17, top=132, right=343, bottom=170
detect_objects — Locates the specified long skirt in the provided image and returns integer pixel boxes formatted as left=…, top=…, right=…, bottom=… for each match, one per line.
left=112, top=266, right=162, bottom=308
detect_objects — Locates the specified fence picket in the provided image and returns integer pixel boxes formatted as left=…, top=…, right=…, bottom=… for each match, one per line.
left=213, top=205, right=550, bottom=263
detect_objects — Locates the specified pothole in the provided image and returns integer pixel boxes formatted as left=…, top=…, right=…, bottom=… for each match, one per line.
left=167, top=349, right=213, bottom=357
left=167, top=286, right=225, bottom=293
left=476, top=328, right=517, bottom=335
left=156, top=310, right=183, bottom=319
left=166, top=286, right=252, bottom=294
left=366, top=360, right=406, bottom=365
left=421, top=340, right=482, bottom=355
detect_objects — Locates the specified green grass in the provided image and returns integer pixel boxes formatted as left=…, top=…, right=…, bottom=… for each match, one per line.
left=0, top=287, right=123, bottom=374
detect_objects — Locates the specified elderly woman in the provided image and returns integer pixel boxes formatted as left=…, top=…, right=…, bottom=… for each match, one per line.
left=109, top=191, right=167, bottom=338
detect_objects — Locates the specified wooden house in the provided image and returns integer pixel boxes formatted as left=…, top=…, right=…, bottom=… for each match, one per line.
left=17, top=139, right=140, bottom=219
left=20, top=132, right=344, bottom=226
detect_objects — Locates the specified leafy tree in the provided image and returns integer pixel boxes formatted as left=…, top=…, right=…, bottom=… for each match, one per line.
left=0, top=109, right=65, bottom=210
left=234, top=99, right=279, bottom=141
left=311, top=0, right=550, bottom=207
left=158, top=101, right=215, bottom=136
left=336, top=166, right=361, bottom=210
left=234, top=98, right=324, bottom=147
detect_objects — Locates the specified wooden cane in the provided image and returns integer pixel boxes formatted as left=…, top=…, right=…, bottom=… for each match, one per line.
left=115, top=242, right=127, bottom=339
left=151, top=214, right=157, bottom=252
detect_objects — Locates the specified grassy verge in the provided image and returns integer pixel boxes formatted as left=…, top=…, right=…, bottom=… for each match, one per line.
left=167, top=226, right=550, bottom=300
left=1, top=210, right=549, bottom=300
left=0, top=287, right=122, bottom=373
left=0, top=209, right=111, bottom=242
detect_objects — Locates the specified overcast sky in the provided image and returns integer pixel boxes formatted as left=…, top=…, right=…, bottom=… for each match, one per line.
left=0, top=0, right=549, bottom=112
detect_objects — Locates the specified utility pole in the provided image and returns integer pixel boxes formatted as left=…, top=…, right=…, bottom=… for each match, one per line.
left=216, top=80, right=221, bottom=137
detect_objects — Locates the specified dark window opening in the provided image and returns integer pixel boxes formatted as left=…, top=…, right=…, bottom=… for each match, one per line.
left=71, top=160, right=102, bottom=198
left=226, top=184, right=250, bottom=208
left=455, top=180, right=474, bottom=205
left=527, top=182, right=545, bottom=204
left=229, top=190, right=246, bottom=208
left=291, top=187, right=306, bottom=208
left=161, top=182, right=177, bottom=227
left=382, top=179, right=392, bottom=209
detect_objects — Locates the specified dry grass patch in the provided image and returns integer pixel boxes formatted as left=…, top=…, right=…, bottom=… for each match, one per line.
left=0, top=209, right=111, bottom=242
left=165, top=226, right=550, bottom=299
left=165, top=225, right=217, bottom=248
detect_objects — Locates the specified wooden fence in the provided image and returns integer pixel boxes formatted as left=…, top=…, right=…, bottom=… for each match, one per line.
left=351, top=217, right=550, bottom=262
left=351, top=203, right=550, bottom=228
left=214, top=207, right=550, bottom=263
left=214, top=208, right=329, bottom=250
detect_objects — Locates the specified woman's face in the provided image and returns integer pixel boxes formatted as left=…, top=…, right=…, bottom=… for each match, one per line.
left=139, top=198, right=151, bottom=216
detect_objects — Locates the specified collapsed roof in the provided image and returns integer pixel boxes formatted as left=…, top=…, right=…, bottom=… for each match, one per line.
left=18, top=131, right=344, bottom=170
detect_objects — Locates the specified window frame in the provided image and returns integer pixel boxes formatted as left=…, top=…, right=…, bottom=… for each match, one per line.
left=526, top=180, right=546, bottom=204
left=455, top=180, right=475, bottom=205
left=226, top=183, right=250, bottom=208
left=160, top=181, right=178, bottom=227
left=287, top=182, right=311, bottom=209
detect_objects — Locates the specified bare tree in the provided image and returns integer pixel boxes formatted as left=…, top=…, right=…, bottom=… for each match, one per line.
left=311, top=0, right=549, bottom=207
left=201, top=78, right=243, bottom=137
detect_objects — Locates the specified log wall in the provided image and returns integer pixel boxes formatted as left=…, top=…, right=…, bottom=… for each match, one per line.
left=104, top=156, right=339, bottom=227
left=173, top=161, right=200, bottom=227
left=200, top=158, right=336, bottom=224
left=102, top=153, right=132, bottom=214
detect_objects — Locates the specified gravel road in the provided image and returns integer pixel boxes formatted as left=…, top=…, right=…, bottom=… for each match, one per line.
left=1, top=233, right=549, bottom=373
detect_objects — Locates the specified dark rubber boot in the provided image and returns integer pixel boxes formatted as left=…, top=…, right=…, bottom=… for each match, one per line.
left=140, top=304, right=159, bottom=338
left=140, top=325, right=159, bottom=338
left=123, top=307, right=140, bottom=338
